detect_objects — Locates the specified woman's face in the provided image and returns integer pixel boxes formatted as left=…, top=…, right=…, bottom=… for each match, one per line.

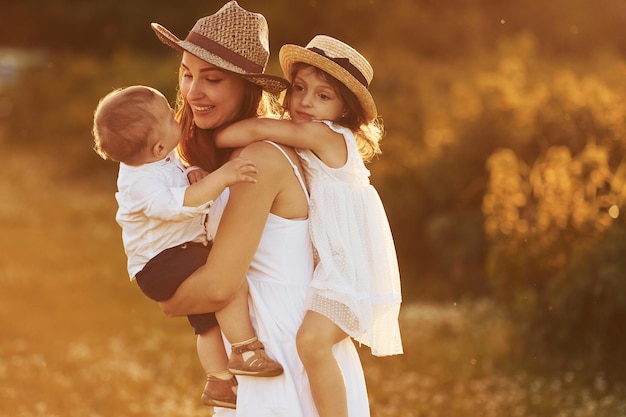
left=179, top=52, right=248, bottom=130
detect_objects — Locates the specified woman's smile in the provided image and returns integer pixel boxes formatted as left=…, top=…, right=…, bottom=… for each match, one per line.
left=192, top=104, right=215, bottom=112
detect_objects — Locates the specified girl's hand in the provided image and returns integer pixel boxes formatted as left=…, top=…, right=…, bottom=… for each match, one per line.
left=187, top=168, right=209, bottom=184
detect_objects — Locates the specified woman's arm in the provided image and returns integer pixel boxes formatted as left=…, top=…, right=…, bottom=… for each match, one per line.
left=158, top=142, right=293, bottom=316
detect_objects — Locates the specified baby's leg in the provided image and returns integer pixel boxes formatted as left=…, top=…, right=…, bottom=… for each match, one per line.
left=214, top=280, right=255, bottom=343
left=296, top=311, right=349, bottom=417
left=196, top=325, right=229, bottom=373
left=196, top=326, right=237, bottom=409
left=215, top=281, right=283, bottom=377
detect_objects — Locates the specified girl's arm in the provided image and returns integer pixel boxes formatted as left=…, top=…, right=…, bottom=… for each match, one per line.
left=216, top=118, right=343, bottom=163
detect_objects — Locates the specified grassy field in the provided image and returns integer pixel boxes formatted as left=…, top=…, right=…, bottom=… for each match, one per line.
left=1, top=144, right=625, bottom=417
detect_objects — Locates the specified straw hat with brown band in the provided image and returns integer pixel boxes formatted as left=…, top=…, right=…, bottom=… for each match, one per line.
left=151, top=1, right=289, bottom=95
left=279, top=35, right=378, bottom=122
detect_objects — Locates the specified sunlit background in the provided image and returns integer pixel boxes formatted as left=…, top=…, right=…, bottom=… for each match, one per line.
left=2, top=0, right=626, bottom=416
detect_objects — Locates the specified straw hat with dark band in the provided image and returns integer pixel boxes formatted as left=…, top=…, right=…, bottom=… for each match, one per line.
left=151, top=1, right=289, bottom=95
left=279, top=35, right=377, bottom=121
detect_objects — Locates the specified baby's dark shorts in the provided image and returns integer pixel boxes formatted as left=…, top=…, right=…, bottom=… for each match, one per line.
left=135, top=241, right=218, bottom=335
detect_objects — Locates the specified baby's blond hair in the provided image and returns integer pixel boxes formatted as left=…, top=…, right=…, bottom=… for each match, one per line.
left=92, top=86, right=161, bottom=165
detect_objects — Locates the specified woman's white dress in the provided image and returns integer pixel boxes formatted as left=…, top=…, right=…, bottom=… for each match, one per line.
left=209, top=142, right=370, bottom=417
left=297, top=121, right=403, bottom=357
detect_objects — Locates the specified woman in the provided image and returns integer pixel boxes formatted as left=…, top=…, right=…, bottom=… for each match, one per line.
left=151, top=2, right=370, bottom=416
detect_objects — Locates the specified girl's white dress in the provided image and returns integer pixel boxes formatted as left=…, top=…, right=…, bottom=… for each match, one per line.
left=210, top=142, right=370, bottom=417
left=297, top=121, right=403, bottom=357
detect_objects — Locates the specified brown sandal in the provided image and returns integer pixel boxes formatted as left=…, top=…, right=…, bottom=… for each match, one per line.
left=201, top=375, right=238, bottom=409
left=228, top=340, right=284, bottom=377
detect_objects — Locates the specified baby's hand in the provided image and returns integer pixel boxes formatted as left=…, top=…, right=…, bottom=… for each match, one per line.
left=217, top=157, right=258, bottom=187
left=187, top=168, right=209, bottom=184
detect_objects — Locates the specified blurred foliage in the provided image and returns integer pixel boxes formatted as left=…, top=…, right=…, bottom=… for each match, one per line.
left=484, top=132, right=626, bottom=376
left=2, top=0, right=626, bottom=58
left=2, top=0, right=626, bottom=378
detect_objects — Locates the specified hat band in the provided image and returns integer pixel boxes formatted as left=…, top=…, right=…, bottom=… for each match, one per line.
left=308, top=47, right=368, bottom=87
left=185, top=31, right=264, bottom=74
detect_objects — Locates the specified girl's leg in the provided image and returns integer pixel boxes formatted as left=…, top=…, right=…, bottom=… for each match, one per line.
left=216, top=280, right=283, bottom=377
left=296, top=310, right=349, bottom=417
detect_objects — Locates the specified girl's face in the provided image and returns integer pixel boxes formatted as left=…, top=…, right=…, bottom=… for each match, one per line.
left=288, top=66, right=346, bottom=124
left=179, top=52, right=248, bottom=130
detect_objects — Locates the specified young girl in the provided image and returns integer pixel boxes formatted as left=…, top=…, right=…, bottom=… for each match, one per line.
left=215, top=35, right=403, bottom=417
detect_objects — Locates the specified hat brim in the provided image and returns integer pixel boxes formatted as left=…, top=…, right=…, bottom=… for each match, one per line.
left=279, top=44, right=377, bottom=121
left=151, top=23, right=289, bottom=95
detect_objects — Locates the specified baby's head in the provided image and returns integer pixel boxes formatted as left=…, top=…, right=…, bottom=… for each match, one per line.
left=93, top=86, right=180, bottom=166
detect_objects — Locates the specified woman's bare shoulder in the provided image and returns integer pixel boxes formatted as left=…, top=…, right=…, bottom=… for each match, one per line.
left=233, top=141, right=298, bottom=171
left=232, top=141, right=307, bottom=218
left=233, top=140, right=279, bottom=155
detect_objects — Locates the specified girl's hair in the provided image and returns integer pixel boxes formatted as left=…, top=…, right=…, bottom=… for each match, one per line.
left=174, top=68, right=282, bottom=173
left=92, top=86, right=160, bottom=165
left=283, top=63, right=384, bottom=162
